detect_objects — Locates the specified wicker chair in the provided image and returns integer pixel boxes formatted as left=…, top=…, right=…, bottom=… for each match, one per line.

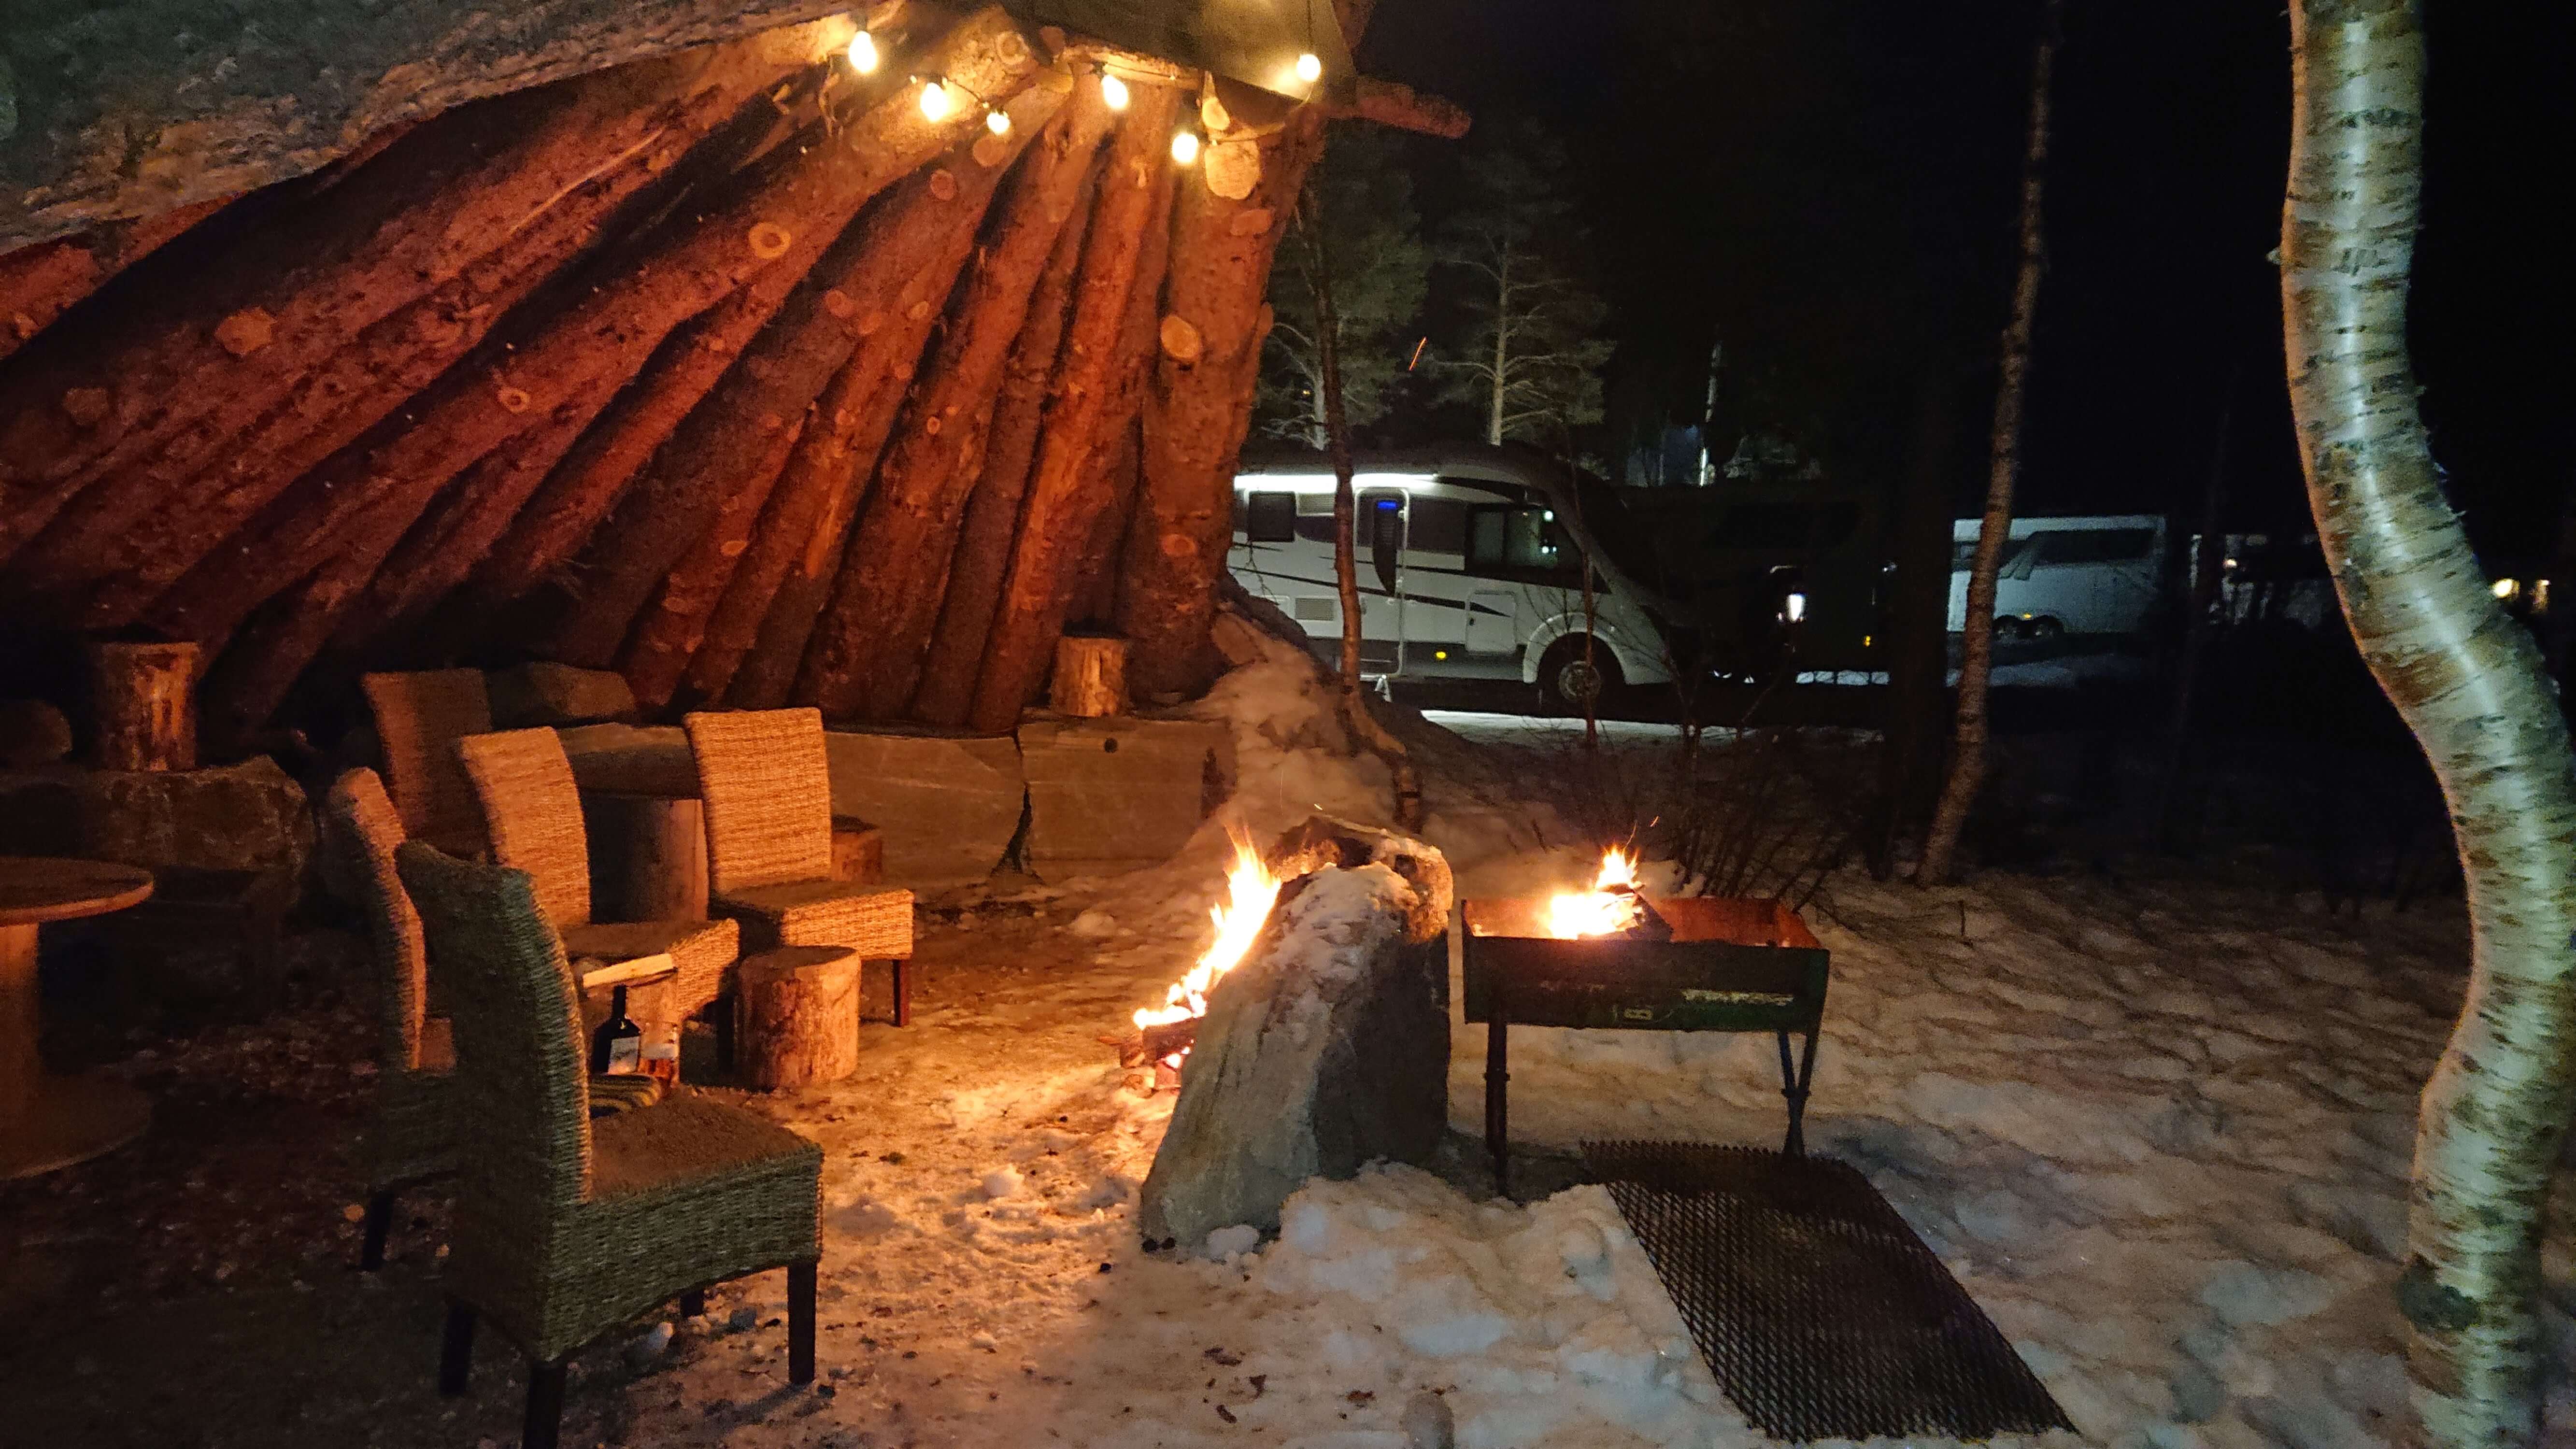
left=394, top=842, right=821, bottom=1449
left=322, top=768, right=456, bottom=1270
left=326, top=768, right=669, bottom=1272
left=362, top=669, right=495, bottom=858
left=682, top=709, right=915, bottom=1024
left=455, top=727, right=740, bottom=1023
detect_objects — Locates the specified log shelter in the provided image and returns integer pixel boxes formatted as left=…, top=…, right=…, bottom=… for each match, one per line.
left=0, top=1, right=1464, bottom=746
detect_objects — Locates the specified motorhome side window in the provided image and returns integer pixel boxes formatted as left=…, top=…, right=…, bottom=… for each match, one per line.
left=1241, top=490, right=1295, bottom=543
left=2033, top=527, right=2156, bottom=565
left=1466, top=504, right=1580, bottom=583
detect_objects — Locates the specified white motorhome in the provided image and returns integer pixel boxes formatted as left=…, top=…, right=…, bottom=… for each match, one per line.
left=1228, top=447, right=1678, bottom=708
left=1947, top=514, right=2167, bottom=639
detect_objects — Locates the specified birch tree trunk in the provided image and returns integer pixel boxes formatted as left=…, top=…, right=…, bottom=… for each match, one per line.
left=1916, top=0, right=2060, bottom=886
left=2284, top=4, right=2576, bottom=1442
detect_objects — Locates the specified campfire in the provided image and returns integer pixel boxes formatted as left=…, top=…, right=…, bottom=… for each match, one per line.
left=1118, top=837, right=1283, bottom=1090
left=1547, top=848, right=1663, bottom=939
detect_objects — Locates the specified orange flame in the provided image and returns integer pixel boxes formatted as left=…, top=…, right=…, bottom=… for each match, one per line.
left=1546, top=848, right=1645, bottom=938
left=1133, top=837, right=1282, bottom=1039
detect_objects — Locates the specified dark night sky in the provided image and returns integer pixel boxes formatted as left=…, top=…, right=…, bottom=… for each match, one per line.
left=1358, top=0, right=2573, bottom=555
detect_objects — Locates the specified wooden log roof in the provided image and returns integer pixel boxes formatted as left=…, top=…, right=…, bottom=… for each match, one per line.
left=0, top=1, right=1457, bottom=750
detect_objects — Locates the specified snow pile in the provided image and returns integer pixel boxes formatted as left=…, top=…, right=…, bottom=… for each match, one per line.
left=1249, top=1165, right=1737, bottom=1449
left=1183, top=618, right=1394, bottom=838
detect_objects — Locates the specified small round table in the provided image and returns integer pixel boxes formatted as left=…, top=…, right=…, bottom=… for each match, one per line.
left=0, top=856, right=156, bottom=1179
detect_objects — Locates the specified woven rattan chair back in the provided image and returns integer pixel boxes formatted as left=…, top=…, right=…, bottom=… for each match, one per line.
left=457, top=729, right=592, bottom=930
left=324, top=768, right=431, bottom=1073
left=364, top=670, right=495, bottom=858
left=683, top=709, right=835, bottom=895
left=394, top=843, right=592, bottom=1239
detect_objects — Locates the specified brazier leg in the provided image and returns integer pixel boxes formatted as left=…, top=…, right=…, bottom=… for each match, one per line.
left=1485, top=1014, right=1511, bottom=1196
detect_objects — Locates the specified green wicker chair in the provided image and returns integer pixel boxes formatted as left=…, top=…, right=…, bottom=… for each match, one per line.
left=681, top=708, right=915, bottom=1024
left=394, top=841, right=821, bottom=1449
left=362, top=669, right=495, bottom=858
left=322, top=768, right=455, bottom=1270
left=455, top=727, right=740, bottom=1022
left=326, top=769, right=668, bottom=1272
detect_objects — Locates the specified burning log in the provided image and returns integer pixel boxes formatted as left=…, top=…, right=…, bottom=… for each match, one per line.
left=136, top=9, right=1040, bottom=664
left=909, top=161, right=1099, bottom=727
left=1112, top=108, right=1327, bottom=697
left=1135, top=817, right=1452, bottom=1248
left=792, top=81, right=1116, bottom=720
left=963, top=86, right=1181, bottom=734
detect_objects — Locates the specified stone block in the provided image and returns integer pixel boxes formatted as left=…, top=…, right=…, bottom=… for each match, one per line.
left=0, top=699, right=72, bottom=767
left=556, top=723, right=696, bottom=797
left=1138, top=859, right=1452, bottom=1247
left=487, top=662, right=639, bottom=727
left=1017, top=715, right=1230, bottom=881
left=0, top=757, right=311, bottom=910
left=822, top=729, right=1024, bottom=887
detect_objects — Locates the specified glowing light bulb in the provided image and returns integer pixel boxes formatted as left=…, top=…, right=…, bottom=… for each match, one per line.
left=986, top=108, right=1012, bottom=136
left=1101, top=73, right=1131, bottom=111
left=919, top=79, right=954, bottom=120
left=1170, top=128, right=1201, bottom=165
left=847, top=30, right=880, bottom=73
left=1295, top=51, right=1323, bottom=84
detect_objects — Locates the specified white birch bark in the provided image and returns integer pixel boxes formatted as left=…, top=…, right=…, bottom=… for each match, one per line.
left=2285, top=3, right=2576, bottom=1442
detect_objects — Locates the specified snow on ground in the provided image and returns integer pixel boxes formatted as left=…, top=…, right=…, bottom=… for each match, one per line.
left=601, top=639, right=2529, bottom=1449
left=2, top=632, right=2548, bottom=1449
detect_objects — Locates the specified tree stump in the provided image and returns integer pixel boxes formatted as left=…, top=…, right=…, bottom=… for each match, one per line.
left=580, top=791, right=708, bottom=922
left=733, top=946, right=860, bottom=1090
left=830, top=816, right=884, bottom=885
left=1050, top=635, right=1129, bottom=718
left=87, top=641, right=197, bottom=771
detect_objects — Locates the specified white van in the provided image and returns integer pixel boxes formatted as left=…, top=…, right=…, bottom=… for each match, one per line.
left=1947, top=514, right=2167, bottom=639
left=1228, top=447, right=1679, bottom=708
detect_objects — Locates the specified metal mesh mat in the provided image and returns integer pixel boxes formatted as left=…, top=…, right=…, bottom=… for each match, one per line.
left=1583, top=1140, right=2073, bottom=1443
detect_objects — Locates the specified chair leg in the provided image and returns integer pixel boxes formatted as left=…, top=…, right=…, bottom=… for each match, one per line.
left=437, top=1300, right=476, bottom=1396
left=715, top=992, right=736, bottom=1074
left=523, top=1358, right=568, bottom=1449
left=890, top=957, right=911, bottom=1028
left=359, top=1189, right=397, bottom=1271
left=678, top=1289, right=706, bottom=1319
left=787, top=1261, right=817, bottom=1385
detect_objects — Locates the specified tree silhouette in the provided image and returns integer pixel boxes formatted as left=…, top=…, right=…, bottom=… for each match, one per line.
left=1259, top=130, right=1428, bottom=447
left=1432, top=120, right=1613, bottom=448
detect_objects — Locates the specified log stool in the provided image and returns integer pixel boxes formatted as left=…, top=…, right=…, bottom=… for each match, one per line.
left=733, top=946, right=861, bottom=1091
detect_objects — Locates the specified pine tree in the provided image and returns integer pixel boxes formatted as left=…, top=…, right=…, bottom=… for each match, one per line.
left=1432, top=121, right=1613, bottom=448
left=1259, top=130, right=1429, bottom=447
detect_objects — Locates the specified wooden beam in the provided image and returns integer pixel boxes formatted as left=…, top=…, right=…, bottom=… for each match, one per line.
left=1328, top=78, right=1472, bottom=140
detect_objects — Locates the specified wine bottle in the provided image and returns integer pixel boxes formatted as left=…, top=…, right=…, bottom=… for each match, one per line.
left=591, top=984, right=643, bottom=1075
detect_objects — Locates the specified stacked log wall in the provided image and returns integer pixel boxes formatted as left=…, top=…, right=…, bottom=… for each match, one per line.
left=0, top=2, right=1429, bottom=751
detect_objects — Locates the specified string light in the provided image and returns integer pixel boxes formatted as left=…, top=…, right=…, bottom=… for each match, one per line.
left=1101, top=73, right=1131, bottom=111
left=847, top=30, right=880, bottom=74
left=919, top=78, right=955, bottom=120
left=1295, top=51, right=1323, bottom=84
left=985, top=108, right=1012, bottom=136
left=1170, top=128, right=1202, bottom=165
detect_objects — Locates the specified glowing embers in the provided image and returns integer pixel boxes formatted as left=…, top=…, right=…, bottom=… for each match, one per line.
left=1130, top=836, right=1282, bottom=1069
left=1546, top=848, right=1651, bottom=939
